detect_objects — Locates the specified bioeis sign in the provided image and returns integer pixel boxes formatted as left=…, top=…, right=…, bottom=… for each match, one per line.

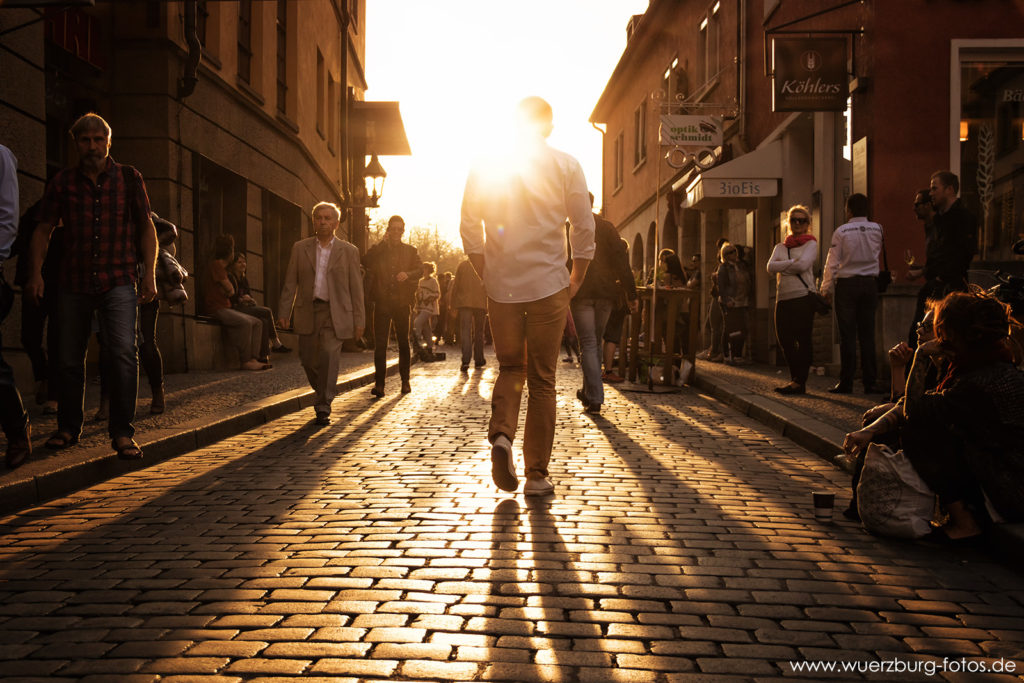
left=772, top=37, right=848, bottom=111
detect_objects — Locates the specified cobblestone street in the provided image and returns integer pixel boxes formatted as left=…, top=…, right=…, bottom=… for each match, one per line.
left=1, top=359, right=1022, bottom=682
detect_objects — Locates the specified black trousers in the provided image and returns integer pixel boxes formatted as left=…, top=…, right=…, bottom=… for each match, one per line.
left=138, top=300, right=163, bottom=392
left=20, top=291, right=59, bottom=400
left=834, top=276, right=878, bottom=388
left=775, top=295, right=815, bottom=385
left=373, top=302, right=411, bottom=386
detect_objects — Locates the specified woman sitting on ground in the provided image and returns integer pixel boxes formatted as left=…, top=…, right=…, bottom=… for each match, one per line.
left=844, top=291, right=1024, bottom=539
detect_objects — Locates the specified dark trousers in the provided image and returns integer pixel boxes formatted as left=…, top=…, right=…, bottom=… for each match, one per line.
left=373, top=302, right=411, bottom=386
left=708, top=299, right=725, bottom=355
left=723, top=305, right=748, bottom=358
left=20, top=291, right=59, bottom=400
left=459, top=307, right=486, bottom=366
left=0, top=343, right=27, bottom=441
left=775, top=295, right=815, bottom=385
left=57, top=284, right=138, bottom=440
left=237, top=303, right=276, bottom=359
left=139, top=300, right=163, bottom=392
left=835, top=275, right=878, bottom=388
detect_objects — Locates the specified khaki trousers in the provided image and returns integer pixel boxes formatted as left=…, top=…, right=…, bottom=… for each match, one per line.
left=299, top=301, right=342, bottom=415
left=487, top=288, right=569, bottom=480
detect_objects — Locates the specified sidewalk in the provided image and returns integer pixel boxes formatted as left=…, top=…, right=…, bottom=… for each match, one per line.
left=0, top=348, right=395, bottom=515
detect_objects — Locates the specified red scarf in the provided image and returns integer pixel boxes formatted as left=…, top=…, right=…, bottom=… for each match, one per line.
left=784, top=234, right=816, bottom=249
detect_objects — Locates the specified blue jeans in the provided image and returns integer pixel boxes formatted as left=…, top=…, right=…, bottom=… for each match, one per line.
left=570, top=297, right=614, bottom=407
left=57, top=284, right=139, bottom=440
left=459, top=307, right=486, bottom=366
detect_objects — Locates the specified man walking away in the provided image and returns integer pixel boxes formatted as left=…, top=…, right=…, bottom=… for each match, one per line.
left=278, top=202, right=365, bottom=425
left=820, top=192, right=883, bottom=395
left=451, top=256, right=488, bottom=372
left=25, top=113, right=157, bottom=460
left=0, top=144, right=31, bottom=468
left=362, top=215, right=420, bottom=397
left=572, top=193, right=636, bottom=414
left=460, top=96, right=595, bottom=496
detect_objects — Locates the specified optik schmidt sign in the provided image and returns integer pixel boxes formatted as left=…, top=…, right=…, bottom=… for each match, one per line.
left=772, top=37, right=848, bottom=112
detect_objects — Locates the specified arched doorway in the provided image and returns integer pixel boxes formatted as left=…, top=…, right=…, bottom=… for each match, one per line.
left=632, top=234, right=644, bottom=273
left=646, top=221, right=656, bottom=275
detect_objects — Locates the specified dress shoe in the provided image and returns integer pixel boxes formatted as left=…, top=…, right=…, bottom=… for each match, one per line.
left=370, top=385, right=385, bottom=398
left=475, top=360, right=486, bottom=368
left=774, top=383, right=806, bottom=395
left=460, top=364, right=469, bottom=373
left=5, top=424, right=31, bottom=469
left=602, top=371, right=625, bottom=384
left=314, top=412, right=330, bottom=426
left=272, top=343, right=292, bottom=353
left=150, top=385, right=165, bottom=415
left=827, top=383, right=853, bottom=394
left=401, top=381, right=412, bottom=394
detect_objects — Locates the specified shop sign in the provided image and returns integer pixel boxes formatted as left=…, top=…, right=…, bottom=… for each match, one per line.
left=45, top=8, right=105, bottom=70
left=659, top=115, right=723, bottom=147
left=772, top=37, right=847, bottom=111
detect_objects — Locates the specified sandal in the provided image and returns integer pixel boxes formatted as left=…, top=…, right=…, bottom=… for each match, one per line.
left=112, top=438, right=144, bottom=461
left=45, top=432, right=78, bottom=450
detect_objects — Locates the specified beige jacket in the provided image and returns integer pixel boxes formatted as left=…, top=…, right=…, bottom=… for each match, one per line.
left=279, top=236, right=365, bottom=339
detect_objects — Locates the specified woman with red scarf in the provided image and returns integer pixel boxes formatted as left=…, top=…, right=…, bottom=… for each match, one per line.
left=767, top=205, right=818, bottom=394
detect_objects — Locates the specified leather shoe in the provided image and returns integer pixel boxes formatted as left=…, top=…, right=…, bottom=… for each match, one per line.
left=370, top=385, right=385, bottom=398
left=401, top=381, right=412, bottom=394
left=5, top=424, right=31, bottom=469
left=827, top=383, right=853, bottom=394
left=774, top=383, right=805, bottom=395
left=314, top=412, right=330, bottom=426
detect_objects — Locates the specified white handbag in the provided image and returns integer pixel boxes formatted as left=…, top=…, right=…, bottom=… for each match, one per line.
left=856, top=443, right=937, bottom=539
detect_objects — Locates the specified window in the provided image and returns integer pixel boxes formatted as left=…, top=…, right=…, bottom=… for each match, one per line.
left=633, top=100, right=647, bottom=168
left=697, top=2, right=721, bottom=85
left=237, top=0, right=252, bottom=83
left=613, top=132, right=624, bottom=191
left=316, top=49, right=325, bottom=137
left=276, top=0, right=287, bottom=113
left=328, top=73, right=338, bottom=152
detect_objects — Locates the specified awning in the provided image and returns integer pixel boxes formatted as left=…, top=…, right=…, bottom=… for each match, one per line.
left=677, top=141, right=782, bottom=209
left=351, top=101, right=411, bottom=156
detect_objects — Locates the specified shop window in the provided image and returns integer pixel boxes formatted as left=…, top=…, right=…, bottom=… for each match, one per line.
left=633, top=100, right=647, bottom=169
left=958, top=54, right=1024, bottom=262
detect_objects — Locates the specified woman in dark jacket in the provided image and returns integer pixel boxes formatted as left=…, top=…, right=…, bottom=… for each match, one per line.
left=715, top=242, right=752, bottom=364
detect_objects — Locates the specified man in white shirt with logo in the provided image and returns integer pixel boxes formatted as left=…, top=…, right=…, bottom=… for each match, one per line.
left=460, top=96, right=595, bottom=496
left=820, top=192, right=884, bottom=394
left=279, top=202, right=365, bottom=425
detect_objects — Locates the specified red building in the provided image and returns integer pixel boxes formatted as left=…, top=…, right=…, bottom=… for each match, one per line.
left=592, top=0, right=1024, bottom=374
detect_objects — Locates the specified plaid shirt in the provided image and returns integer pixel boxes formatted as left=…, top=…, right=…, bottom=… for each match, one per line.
left=38, top=157, right=151, bottom=294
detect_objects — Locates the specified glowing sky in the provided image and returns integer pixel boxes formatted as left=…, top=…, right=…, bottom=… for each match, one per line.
left=364, top=0, right=650, bottom=241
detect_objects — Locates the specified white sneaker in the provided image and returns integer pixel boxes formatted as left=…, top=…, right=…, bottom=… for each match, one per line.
left=490, top=435, right=518, bottom=492
left=524, top=477, right=555, bottom=496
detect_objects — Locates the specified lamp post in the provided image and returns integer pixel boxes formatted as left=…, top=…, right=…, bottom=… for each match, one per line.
left=345, top=154, right=387, bottom=253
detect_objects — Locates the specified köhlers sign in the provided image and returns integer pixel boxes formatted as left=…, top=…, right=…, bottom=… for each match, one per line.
left=772, top=37, right=848, bottom=112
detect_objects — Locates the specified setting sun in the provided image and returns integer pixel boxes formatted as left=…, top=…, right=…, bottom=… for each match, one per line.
left=365, top=0, right=650, bottom=243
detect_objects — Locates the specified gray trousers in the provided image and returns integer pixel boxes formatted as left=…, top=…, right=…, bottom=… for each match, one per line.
left=299, top=300, right=342, bottom=415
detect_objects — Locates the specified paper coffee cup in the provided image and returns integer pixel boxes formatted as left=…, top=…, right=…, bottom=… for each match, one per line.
left=812, top=492, right=835, bottom=523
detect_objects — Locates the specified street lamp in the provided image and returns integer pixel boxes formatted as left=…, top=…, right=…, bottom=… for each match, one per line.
left=363, top=154, right=386, bottom=208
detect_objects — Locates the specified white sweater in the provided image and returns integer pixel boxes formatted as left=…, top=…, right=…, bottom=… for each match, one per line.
left=767, top=240, right=818, bottom=302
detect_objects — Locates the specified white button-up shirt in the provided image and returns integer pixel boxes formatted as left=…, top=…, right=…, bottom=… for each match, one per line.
left=313, top=237, right=335, bottom=301
left=0, top=145, right=19, bottom=266
left=460, top=138, right=595, bottom=303
left=820, top=217, right=883, bottom=297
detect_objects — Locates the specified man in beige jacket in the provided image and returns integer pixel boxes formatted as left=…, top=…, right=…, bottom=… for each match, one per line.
left=279, top=202, right=365, bottom=425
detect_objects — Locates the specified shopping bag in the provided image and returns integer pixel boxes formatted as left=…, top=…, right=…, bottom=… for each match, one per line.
left=855, top=442, right=936, bottom=538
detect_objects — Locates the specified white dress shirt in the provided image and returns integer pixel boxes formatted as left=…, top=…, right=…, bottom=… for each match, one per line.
left=314, top=237, right=336, bottom=301
left=0, top=145, right=19, bottom=266
left=460, top=138, right=595, bottom=303
left=820, top=217, right=883, bottom=296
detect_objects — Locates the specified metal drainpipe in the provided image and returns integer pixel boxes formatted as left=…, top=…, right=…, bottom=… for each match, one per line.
left=340, top=9, right=352, bottom=243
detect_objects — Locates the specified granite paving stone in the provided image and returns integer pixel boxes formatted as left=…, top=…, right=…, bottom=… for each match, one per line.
left=0, top=357, right=1022, bottom=681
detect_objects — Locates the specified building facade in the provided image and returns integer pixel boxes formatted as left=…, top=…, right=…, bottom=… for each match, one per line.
left=592, top=0, right=1024, bottom=375
left=0, top=0, right=406, bottom=373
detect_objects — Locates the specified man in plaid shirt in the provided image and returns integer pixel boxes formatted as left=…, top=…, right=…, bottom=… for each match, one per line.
left=25, top=113, right=158, bottom=460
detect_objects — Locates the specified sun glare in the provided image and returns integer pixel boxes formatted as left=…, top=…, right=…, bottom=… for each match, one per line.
left=365, top=0, right=650, bottom=245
